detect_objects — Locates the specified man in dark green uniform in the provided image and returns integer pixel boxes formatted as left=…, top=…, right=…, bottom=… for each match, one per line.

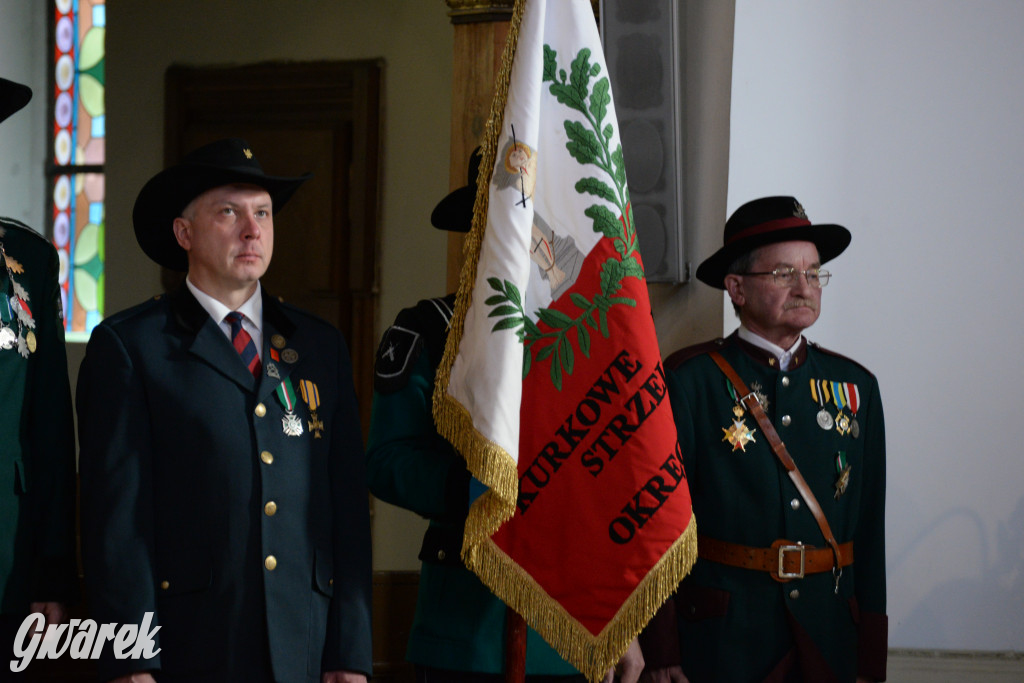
left=664, top=197, right=887, bottom=682
left=366, top=150, right=586, bottom=681
left=0, top=76, right=78, bottom=678
left=78, top=139, right=371, bottom=683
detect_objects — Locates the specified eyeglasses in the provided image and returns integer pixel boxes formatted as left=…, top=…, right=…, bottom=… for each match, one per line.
left=741, top=267, right=831, bottom=288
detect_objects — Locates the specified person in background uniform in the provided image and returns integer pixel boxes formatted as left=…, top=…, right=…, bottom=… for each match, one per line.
left=366, top=150, right=645, bottom=683
left=662, top=197, right=887, bottom=682
left=0, top=76, right=78, bottom=680
left=77, top=138, right=371, bottom=683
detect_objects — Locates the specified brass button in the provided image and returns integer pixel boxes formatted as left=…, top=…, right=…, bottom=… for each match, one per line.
left=329, top=578, right=334, bottom=587
left=781, top=376, right=790, bottom=387
left=437, top=550, right=446, bottom=561
left=264, top=501, right=277, bottom=516
left=265, top=555, right=277, bottom=571
left=255, top=403, right=267, bottom=417
left=260, top=451, right=274, bottom=465
left=160, top=580, right=170, bottom=590
left=790, top=498, right=801, bottom=510
left=789, top=589, right=800, bottom=599
left=781, top=415, right=791, bottom=427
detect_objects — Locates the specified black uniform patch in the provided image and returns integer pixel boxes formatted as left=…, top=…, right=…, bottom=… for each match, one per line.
left=373, top=295, right=457, bottom=394
left=374, top=325, right=422, bottom=394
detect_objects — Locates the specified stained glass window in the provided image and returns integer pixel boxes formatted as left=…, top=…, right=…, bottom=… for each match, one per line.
left=50, top=0, right=105, bottom=341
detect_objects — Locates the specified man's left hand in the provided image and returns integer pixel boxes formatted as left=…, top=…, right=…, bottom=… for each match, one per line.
left=322, top=671, right=367, bottom=683
left=603, top=637, right=645, bottom=683
left=28, top=602, right=66, bottom=627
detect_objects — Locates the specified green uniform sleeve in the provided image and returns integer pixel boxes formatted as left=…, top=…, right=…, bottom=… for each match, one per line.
left=366, top=351, right=469, bottom=522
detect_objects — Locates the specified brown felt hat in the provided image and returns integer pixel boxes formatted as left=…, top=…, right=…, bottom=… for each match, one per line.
left=696, top=196, right=851, bottom=289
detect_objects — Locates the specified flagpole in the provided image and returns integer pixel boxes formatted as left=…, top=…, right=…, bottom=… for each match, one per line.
left=505, top=607, right=527, bottom=683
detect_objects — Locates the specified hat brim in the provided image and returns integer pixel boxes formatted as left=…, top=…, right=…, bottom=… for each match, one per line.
left=695, top=223, right=851, bottom=289
left=430, top=184, right=475, bottom=234
left=0, top=78, right=32, bottom=124
left=133, top=164, right=310, bottom=271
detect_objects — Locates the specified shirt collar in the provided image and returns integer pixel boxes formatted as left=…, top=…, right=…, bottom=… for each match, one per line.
left=185, top=277, right=263, bottom=332
left=737, top=325, right=804, bottom=370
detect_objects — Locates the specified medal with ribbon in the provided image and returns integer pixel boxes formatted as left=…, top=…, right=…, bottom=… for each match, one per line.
left=275, top=377, right=304, bottom=437
left=845, top=382, right=861, bottom=438
left=810, top=379, right=834, bottom=430
left=298, top=379, right=324, bottom=439
left=831, top=381, right=851, bottom=436
left=0, top=293, right=16, bottom=350
left=723, top=380, right=756, bottom=452
left=834, top=450, right=851, bottom=499
left=726, top=380, right=744, bottom=418
left=0, top=242, right=35, bottom=357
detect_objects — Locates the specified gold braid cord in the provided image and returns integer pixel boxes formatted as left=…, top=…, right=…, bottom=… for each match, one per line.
left=432, top=1, right=697, bottom=679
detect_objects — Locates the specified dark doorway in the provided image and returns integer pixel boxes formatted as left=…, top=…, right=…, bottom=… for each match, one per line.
left=163, top=60, right=383, bottom=437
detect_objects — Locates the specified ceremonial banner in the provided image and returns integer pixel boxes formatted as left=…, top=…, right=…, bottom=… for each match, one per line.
left=434, top=0, right=697, bottom=679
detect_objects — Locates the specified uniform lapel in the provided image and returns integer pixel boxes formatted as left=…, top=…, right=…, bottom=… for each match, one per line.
left=169, top=285, right=258, bottom=392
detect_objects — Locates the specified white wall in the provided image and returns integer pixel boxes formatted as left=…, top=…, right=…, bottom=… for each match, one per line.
left=730, top=0, right=1024, bottom=652
left=0, top=0, right=47, bottom=230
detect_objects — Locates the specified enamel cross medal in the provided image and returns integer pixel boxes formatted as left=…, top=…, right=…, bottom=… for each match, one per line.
left=723, top=380, right=757, bottom=452
left=275, top=377, right=304, bottom=437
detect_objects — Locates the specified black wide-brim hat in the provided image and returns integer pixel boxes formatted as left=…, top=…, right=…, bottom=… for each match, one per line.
left=133, top=138, right=311, bottom=271
left=430, top=147, right=482, bottom=234
left=0, top=77, right=32, bottom=124
left=696, top=195, right=851, bottom=289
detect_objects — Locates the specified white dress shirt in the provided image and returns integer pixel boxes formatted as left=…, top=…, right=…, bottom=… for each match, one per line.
left=186, top=278, right=264, bottom=356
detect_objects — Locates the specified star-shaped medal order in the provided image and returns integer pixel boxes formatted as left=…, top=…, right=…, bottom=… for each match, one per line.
left=722, top=419, right=757, bottom=452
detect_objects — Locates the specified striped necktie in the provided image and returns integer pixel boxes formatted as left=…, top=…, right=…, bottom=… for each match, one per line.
left=224, top=311, right=261, bottom=379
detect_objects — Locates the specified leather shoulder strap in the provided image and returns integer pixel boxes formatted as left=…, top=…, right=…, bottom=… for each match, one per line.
left=708, top=351, right=845, bottom=571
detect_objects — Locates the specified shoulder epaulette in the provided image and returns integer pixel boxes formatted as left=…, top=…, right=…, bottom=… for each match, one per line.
left=374, top=294, right=456, bottom=394
left=664, top=337, right=727, bottom=371
left=0, top=217, right=58, bottom=260
left=806, top=340, right=876, bottom=378
left=0, top=217, right=51, bottom=245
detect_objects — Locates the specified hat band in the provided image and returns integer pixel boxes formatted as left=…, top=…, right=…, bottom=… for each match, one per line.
left=726, top=216, right=811, bottom=245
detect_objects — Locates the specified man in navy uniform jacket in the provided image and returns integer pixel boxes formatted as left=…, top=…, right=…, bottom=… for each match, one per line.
left=664, top=197, right=887, bottom=682
left=78, top=139, right=372, bottom=683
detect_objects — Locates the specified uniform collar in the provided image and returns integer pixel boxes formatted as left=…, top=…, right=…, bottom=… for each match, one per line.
left=733, top=328, right=808, bottom=370
left=185, top=277, right=263, bottom=333
left=170, top=282, right=296, bottom=341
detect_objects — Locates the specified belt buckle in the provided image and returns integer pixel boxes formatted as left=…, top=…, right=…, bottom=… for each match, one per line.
left=777, top=543, right=805, bottom=580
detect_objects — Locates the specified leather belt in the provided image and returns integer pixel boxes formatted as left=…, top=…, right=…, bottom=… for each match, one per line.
left=698, top=535, right=854, bottom=583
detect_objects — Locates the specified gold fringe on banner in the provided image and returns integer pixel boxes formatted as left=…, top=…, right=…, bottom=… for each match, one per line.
left=471, top=514, right=697, bottom=682
left=432, top=0, right=698, bottom=680
left=432, top=0, right=526, bottom=529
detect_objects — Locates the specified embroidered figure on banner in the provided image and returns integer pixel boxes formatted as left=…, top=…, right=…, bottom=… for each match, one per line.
left=485, top=45, right=645, bottom=390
